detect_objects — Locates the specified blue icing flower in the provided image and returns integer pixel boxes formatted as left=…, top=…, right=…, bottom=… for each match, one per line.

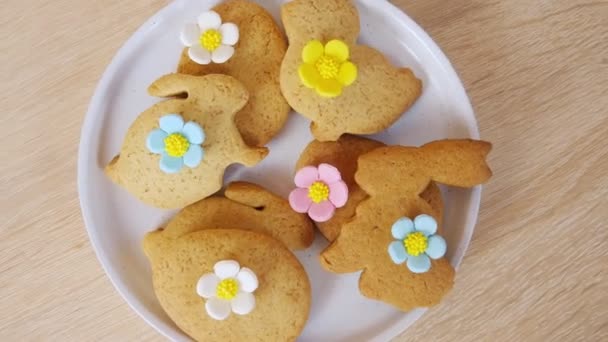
left=146, top=114, right=205, bottom=174
left=387, top=214, right=447, bottom=274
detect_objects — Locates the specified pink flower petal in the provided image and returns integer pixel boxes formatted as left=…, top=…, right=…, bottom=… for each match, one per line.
left=289, top=188, right=312, bottom=213
left=329, top=180, right=348, bottom=208
left=308, top=201, right=336, bottom=222
left=294, top=166, right=319, bottom=187
left=318, top=163, right=342, bottom=184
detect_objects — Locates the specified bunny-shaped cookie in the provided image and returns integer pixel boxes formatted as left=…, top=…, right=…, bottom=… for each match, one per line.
left=105, top=74, right=268, bottom=209
left=177, top=0, right=290, bottom=147
left=144, top=229, right=310, bottom=341
left=320, top=139, right=492, bottom=310
left=293, top=135, right=444, bottom=241
left=153, top=182, right=315, bottom=250
left=280, top=0, right=422, bottom=141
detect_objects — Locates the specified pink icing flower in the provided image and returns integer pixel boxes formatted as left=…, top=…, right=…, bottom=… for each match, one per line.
left=288, top=163, right=349, bottom=222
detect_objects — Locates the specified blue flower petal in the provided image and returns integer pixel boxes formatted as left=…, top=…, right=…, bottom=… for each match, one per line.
left=391, top=217, right=414, bottom=240
left=414, top=214, right=437, bottom=236
left=159, top=114, right=184, bottom=134
left=182, top=121, right=205, bottom=145
left=406, top=254, right=431, bottom=273
left=159, top=153, right=184, bottom=174
left=183, top=144, right=204, bottom=168
left=426, top=235, right=447, bottom=259
left=146, top=129, right=167, bottom=154
left=388, top=241, right=408, bottom=264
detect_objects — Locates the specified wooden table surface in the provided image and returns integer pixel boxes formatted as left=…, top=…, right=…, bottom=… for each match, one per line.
left=2, top=0, right=607, bottom=340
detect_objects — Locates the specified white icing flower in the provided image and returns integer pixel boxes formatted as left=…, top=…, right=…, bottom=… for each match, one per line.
left=197, top=260, right=258, bottom=320
left=180, top=10, right=239, bottom=65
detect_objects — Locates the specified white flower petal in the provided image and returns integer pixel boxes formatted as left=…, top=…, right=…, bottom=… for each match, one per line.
left=214, top=260, right=240, bottom=279
left=236, top=268, right=258, bottom=293
left=231, top=292, right=255, bottom=315
left=211, top=45, right=234, bottom=63
left=219, top=23, right=239, bottom=45
left=196, top=273, right=220, bottom=299
left=188, top=45, right=211, bottom=65
left=198, top=11, right=222, bottom=31
left=180, top=23, right=200, bottom=47
left=205, top=297, right=231, bottom=320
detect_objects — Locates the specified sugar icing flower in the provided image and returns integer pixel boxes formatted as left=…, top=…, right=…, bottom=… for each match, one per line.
left=288, top=163, right=348, bottom=222
left=180, top=10, right=239, bottom=65
left=197, top=260, right=258, bottom=320
left=146, top=114, right=205, bottom=174
left=388, top=214, right=447, bottom=274
left=298, top=39, right=358, bottom=98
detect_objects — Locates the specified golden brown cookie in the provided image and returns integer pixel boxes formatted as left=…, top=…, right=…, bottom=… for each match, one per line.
left=294, top=135, right=443, bottom=241
left=320, top=139, right=492, bottom=311
left=280, top=0, right=422, bottom=141
left=144, top=229, right=310, bottom=341
left=105, top=74, right=268, bottom=209
left=157, top=182, right=314, bottom=250
left=177, top=0, right=290, bottom=147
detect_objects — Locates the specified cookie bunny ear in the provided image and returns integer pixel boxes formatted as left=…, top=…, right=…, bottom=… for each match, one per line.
left=224, top=182, right=280, bottom=210
left=148, top=73, right=250, bottom=114
left=281, top=0, right=360, bottom=44
left=421, top=140, right=493, bottom=188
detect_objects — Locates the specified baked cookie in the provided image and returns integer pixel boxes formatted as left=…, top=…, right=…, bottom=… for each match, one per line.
left=155, top=181, right=314, bottom=250
left=178, top=0, right=290, bottom=147
left=280, top=0, right=422, bottom=141
left=293, top=135, right=443, bottom=241
left=320, top=140, right=492, bottom=311
left=144, top=229, right=311, bottom=341
left=105, top=74, right=268, bottom=209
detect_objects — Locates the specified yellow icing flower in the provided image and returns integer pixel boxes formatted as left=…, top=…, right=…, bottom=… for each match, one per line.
left=298, top=39, right=358, bottom=98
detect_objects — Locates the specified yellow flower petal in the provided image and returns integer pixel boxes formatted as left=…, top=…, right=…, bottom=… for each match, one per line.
left=302, top=40, right=324, bottom=64
left=337, top=62, right=358, bottom=86
left=315, top=78, right=343, bottom=98
left=324, top=40, right=349, bottom=62
left=298, top=63, right=320, bottom=89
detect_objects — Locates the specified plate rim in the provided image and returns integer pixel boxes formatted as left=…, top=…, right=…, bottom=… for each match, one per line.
left=77, top=0, right=482, bottom=341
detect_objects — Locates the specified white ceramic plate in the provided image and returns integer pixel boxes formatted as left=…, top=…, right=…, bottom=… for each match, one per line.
left=78, top=0, right=481, bottom=341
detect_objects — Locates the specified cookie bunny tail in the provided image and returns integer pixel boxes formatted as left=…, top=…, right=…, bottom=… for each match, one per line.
left=319, top=238, right=365, bottom=274
left=422, top=139, right=493, bottom=187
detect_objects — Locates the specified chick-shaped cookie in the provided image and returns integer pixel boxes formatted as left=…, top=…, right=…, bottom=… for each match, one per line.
left=280, top=0, right=422, bottom=141
left=320, top=140, right=492, bottom=311
left=293, top=135, right=443, bottom=241
left=143, top=229, right=311, bottom=341
left=177, top=0, right=290, bottom=147
left=154, top=181, right=315, bottom=250
left=105, top=74, right=268, bottom=209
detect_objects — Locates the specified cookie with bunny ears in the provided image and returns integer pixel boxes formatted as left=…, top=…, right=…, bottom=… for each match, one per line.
left=105, top=73, right=268, bottom=209
left=280, top=0, right=422, bottom=141
left=154, top=181, right=315, bottom=250
left=320, top=139, right=492, bottom=311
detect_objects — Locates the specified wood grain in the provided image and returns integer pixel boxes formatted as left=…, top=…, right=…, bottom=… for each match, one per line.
left=1, top=0, right=607, bottom=341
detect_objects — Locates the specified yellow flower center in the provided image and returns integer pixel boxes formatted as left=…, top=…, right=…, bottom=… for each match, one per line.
left=164, top=133, right=190, bottom=157
left=216, top=278, right=239, bottom=300
left=200, top=29, right=222, bottom=51
left=315, top=55, right=341, bottom=79
left=404, top=232, right=428, bottom=256
left=308, top=181, right=330, bottom=204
